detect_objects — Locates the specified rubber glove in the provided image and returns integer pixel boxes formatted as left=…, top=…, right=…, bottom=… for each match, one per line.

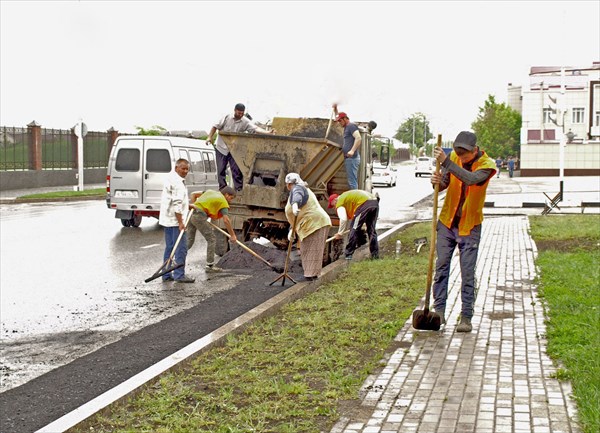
left=292, top=202, right=299, bottom=216
left=288, top=230, right=294, bottom=241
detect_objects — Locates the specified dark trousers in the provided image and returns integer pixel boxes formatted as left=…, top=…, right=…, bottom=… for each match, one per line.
left=345, top=199, right=379, bottom=258
left=432, top=221, right=481, bottom=318
left=216, top=149, right=243, bottom=191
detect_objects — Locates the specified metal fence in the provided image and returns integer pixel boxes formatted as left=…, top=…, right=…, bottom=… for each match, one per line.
left=0, top=125, right=112, bottom=171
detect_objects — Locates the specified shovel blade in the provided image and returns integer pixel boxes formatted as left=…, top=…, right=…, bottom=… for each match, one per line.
left=412, top=309, right=441, bottom=331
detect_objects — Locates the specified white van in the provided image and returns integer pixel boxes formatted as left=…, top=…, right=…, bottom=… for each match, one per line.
left=106, top=135, right=219, bottom=227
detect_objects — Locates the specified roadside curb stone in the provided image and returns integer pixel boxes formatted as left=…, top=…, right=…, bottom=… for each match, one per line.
left=330, top=216, right=582, bottom=433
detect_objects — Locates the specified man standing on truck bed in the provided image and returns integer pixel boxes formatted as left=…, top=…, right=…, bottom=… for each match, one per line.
left=333, top=103, right=362, bottom=189
left=187, top=186, right=238, bottom=272
left=207, top=103, right=273, bottom=192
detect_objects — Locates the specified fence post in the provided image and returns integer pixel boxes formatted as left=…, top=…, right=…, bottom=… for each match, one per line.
left=27, top=120, right=42, bottom=170
left=107, top=127, right=118, bottom=161
left=71, top=127, right=79, bottom=169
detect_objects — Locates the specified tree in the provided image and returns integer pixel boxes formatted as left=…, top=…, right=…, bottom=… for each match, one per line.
left=471, top=95, right=521, bottom=159
left=135, top=125, right=167, bottom=136
left=394, top=113, right=432, bottom=157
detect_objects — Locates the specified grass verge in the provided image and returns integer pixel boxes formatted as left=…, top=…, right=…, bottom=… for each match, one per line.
left=529, top=215, right=600, bottom=433
left=73, top=223, right=430, bottom=433
left=17, top=188, right=105, bottom=199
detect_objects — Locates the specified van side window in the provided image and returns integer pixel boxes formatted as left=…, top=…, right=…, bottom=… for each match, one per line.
left=189, top=150, right=204, bottom=173
left=146, top=149, right=171, bottom=173
left=203, top=151, right=216, bottom=172
left=115, top=148, right=140, bottom=172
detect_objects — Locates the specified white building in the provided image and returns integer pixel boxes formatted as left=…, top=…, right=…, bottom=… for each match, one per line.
left=513, top=62, right=600, bottom=176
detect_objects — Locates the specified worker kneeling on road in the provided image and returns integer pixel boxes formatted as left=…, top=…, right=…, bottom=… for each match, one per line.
left=328, top=190, right=380, bottom=261
left=187, top=186, right=237, bottom=272
left=430, top=131, right=496, bottom=333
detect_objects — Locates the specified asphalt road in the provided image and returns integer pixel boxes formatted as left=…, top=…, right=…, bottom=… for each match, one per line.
left=0, top=164, right=434, bottom=433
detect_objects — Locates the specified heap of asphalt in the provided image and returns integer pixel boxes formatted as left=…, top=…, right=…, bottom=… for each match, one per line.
left=217, top=240, right=304, bottom=274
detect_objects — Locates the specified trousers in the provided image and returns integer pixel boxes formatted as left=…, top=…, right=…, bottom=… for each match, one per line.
left=432, top=221, right=481, bottom=318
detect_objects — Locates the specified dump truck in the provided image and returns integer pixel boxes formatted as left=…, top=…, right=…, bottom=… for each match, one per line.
left=214, top=116, right=388, bottom=261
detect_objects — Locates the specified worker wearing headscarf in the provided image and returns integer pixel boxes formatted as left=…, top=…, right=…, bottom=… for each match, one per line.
left=284, top=173, right=331, bottom=281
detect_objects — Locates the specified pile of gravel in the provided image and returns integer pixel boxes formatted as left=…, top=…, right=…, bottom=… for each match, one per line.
left=217, top=241, right=304, bottom=274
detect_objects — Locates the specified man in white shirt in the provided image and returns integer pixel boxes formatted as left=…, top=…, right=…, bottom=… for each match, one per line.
left=206, top=103, right=273, bottom=191
left=159, top=158, right=194, bottom=283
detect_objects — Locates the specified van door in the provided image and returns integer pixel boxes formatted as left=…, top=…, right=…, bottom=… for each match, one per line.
left=110, top=138, right=143, bottom=206
left=143, top=139, right=173, bottom=204
left=189, top=149, right=206, bottom=186
left=203, top=150, right=219, bottom=190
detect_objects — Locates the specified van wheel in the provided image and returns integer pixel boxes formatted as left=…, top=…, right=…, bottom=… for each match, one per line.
left=121, top=216, right=142, bottom=227
left=131, top=215, right=142, bottom=227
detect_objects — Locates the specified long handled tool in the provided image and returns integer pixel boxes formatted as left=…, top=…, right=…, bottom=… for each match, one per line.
left=412, top=134, right=443, bottom=330
left=145, top=210, right=193, bottom=283
left=270, top=215, right=298, bottom=286
left=207, top=221, right=283, bottom=273
left=325, top=108, right=335, bottom=140
left=326, top=229, right=350, bottom=243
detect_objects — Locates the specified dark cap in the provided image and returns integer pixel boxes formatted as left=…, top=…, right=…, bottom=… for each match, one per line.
left=453, top=131, right=477, bottom=151
left=234, top=103, right=245, bottom=112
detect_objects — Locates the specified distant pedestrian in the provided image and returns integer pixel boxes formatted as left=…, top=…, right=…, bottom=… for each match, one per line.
left=333, top=104, right=362, bottom=189
left=284, top=173, right=332, bottom=281
left=430, top=131, right=496, bottom=332
left=159, top=158, right=194, bottom=283
left=328, top=189, right=380, bottom=260
left=495, top=156, right=503, bottom=178
left=206, top=103, right=274, bottom=192
left=187, top=186, right=237, bottom=272
left=507, top=157, right=515, bottom=178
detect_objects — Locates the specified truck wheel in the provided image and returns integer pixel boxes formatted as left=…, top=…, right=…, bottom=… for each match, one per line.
left=121, top=218, right=131, bottom=227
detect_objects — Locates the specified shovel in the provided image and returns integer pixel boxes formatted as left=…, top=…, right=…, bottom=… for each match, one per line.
left=207, top=221, right=283, bottom=273
left=145, top=210, right=193, bottom=283
left=412, top=134, right=443, bottom=331
left=270, top=215, right=298, bottom=286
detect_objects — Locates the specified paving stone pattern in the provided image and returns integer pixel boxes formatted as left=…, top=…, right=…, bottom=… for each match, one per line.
left=330, top=216, right=581, bottom=433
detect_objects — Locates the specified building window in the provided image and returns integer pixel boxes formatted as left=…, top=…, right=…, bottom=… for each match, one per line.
left=595, top=111, right=599, bottom=126
left=572, top=108, right=585, bottom=124
left=543, top=108, right=554, bottom=124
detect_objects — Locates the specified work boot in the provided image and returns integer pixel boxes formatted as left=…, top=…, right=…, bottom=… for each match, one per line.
left=205, top=264, right=223, bottom=273
left=175, top=276, right=195, bottom=284
left=435, top=309, right=445, bottom=325
left=456, top=316, right=472, bottom=333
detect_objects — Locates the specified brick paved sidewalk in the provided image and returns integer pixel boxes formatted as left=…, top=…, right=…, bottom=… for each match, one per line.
left=330, top=216, right=581, bottom=433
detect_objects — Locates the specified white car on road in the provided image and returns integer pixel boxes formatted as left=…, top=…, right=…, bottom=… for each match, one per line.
left=415, top=156, right=435, bottom=177
left=373, top=163, right=397, bottom=187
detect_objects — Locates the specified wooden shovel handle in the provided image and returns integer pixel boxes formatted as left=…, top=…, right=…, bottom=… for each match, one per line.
left=425, top=134, right=442, bottom=308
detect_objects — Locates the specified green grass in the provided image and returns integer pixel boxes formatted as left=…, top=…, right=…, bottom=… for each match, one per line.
left=529, top=215, right=600, bottom=433
left=18, top=188, right=105, bottom=199
left=73, top=223, right=431, bottom=433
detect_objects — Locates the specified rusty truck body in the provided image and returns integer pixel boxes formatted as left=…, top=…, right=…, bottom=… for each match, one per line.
left=215, top=116, right=386, bottom=256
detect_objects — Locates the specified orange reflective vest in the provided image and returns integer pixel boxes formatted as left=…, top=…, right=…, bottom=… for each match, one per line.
left=193, top=190, right=229, bottom=219
left=438, top=151, right=496, bottom=236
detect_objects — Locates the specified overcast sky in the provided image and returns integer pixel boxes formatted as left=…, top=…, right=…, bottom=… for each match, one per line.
left=1, top=1, right=598, bottom=141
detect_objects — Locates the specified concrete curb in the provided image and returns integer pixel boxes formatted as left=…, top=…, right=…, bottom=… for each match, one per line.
left=36, top=221, right=416, bottom=433
left=0, top=195, right=104, bottom=205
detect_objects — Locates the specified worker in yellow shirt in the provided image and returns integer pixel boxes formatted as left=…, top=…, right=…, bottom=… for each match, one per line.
left=187, top=186, right=237, bottom=272
left=328, top=189, right=380, bottom=260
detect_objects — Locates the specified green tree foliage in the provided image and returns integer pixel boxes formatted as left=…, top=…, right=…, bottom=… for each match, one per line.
left=394, top=113, right=432, bottom=157
left=471, top=95, right=522, bottom=159
left=135, top=125, right=167, bottom=136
